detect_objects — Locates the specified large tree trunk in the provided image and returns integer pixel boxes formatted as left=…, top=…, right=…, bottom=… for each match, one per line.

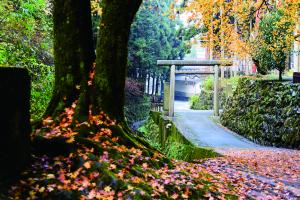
left=93, top=0, right=142, bottom=122
left=45, top=0, right=95, bottom=119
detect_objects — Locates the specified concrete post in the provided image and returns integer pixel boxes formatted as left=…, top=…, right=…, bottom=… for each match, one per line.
left=169, top=65, right=176, bottom=117
left=214, top=65, right=219, bottom=116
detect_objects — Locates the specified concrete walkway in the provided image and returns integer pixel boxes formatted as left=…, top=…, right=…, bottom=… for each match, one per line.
left=173, top=101, right=300, bottom=199
left=173, top=101, right=262, bottom=149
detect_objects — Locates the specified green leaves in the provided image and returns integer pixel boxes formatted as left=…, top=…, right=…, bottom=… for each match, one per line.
left=251, top=9, right=295, bottom=79
left=128, top=0, right=185, bottom=76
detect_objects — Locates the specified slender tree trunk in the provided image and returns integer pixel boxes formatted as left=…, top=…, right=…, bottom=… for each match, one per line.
left=160, top=78, right=164, bottom=96
left=92, top=0, right=142, bottom=122
left=147, top=73, right=151, bottom=94
left=155, top=75, right=160, bottom=95
left=45, top=0, right=95, bottom=119
left=152, top=73, right=155, bottom=96
left=279, top=70, right=283, bottom=81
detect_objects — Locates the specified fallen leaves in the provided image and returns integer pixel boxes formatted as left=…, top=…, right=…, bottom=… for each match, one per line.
left=7, top=102, right=300, bottom=199
left=198, top=148, right=300, bottom=199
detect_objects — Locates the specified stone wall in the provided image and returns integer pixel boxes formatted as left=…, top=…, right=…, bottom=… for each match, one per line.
left=221, top=78, right=300, bottom=148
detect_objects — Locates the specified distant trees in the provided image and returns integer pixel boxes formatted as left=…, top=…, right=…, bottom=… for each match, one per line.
left=128, top=0, right=185, bottom=94
left=0, top=0, right=54, bottom=120
left=0, top=0, right=53, bottom=70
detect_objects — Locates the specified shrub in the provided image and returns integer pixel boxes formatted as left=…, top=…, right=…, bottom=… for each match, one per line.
left=203, top=76, right=214, bottom=91
left=30, top=66, right=54, bottom=121
left=190, top=76, right=240, bottom=110
left=189, top=90, right=226, bottom=110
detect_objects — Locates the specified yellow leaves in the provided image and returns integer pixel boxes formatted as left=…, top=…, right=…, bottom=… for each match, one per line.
left=66, top=136, right=75, bottom=143
left=43, top=117, right=53, bottom=126
left=171, top=193, right=179, bottom=199
left=104, top=186, right=111, bottom=192
left=29, top=190, right=36, bottom=198
left=184, top=0, right=299, bottom=60
left=68, top=168, right=82, bottom=179
left=132, top=177, right=143, bottom=184
left=38, top=187, right=45, bottom=193
left=127, top=185, right=134, bottom=190
left=46, top=174, right=55, bottom=179
left=91, top=0, right=102, bottom=16
left=142, top=162, right=148, bottom=169
left=129, top=147, right=143, bottom=156
left=109, top=164, right=116, bottom=170
left=83, top=161, right=92, bottom=169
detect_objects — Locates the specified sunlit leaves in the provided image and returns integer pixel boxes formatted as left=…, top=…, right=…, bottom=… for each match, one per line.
left=184, top=0, right=299, bottom=61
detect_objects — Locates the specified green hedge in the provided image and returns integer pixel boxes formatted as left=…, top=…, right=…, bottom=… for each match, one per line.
left=221, top=78, right=300, bottom=148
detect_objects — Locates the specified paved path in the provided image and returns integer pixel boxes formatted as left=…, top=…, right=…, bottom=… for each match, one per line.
left=172, top=101, right=300, bottom=199
left=173, top=100, right=261, bottom=149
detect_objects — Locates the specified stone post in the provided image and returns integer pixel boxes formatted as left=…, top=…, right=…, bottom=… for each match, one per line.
left=214, top=65, right=219, bottom=116
left=163, top=82, right=170, bottom=114
left=0, top=67, right=31, bottom=183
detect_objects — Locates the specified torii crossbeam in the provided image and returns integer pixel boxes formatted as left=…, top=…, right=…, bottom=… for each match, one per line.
left=157, top=60, right=233, bottom=117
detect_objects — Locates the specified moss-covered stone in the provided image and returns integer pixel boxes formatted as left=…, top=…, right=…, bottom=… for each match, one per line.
left=140, top=111, right=219, bottom=161
left=221, top=78, right=300, bottom=148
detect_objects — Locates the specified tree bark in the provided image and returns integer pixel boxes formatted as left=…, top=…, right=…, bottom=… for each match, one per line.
left=93, top=0, right=142, bottom=122
left=45, top=0, right=95, bottom=119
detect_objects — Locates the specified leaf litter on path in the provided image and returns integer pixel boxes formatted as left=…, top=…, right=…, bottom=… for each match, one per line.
left=196, top=148, right=300, bottom=199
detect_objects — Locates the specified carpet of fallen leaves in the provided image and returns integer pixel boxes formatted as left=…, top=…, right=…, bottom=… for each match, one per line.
left=200, top=148, right=300, bottom=199
left=4, top=103, right=300, bottom=199
left=6, top=104, right=239, bottom=200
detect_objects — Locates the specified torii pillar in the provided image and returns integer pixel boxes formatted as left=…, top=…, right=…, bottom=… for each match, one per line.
left=157, top=60, right=232, bottom=117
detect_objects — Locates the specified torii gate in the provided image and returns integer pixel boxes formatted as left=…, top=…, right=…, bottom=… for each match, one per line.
left=157, top=60, right=233, bottom=117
